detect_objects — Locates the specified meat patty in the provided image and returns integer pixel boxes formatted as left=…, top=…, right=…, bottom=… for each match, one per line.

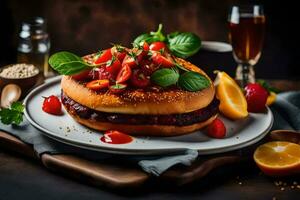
left=61, top=91, right=219, bottom=126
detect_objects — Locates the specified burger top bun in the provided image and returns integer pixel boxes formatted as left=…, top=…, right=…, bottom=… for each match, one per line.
left=61, top=58, right=215, bottom=115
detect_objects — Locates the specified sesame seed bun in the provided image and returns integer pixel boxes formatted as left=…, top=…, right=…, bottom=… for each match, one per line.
left=61, top=58, right=215, bottom=115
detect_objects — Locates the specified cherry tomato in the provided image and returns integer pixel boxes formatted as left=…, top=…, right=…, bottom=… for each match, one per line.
left=92, top=67, right=115, bottom=80
left=111, top=46, right=127, bottom=62
left=139, top=60, right=158, bottom=76
left=130, top=70, right=150, bottom=88
left=142, top=41, right=150, bottom=51
left=109, top=83, right=127, bottom=94
left=116, top=64, right=132, bottom=83
left=151, top=51, right=174, bottom=67
left=137, top=41, right=150, bottom=61
left=116, top=52, right=126, bottom=62
left=150, top=41, right=167, bottom=51
left=94, top=48, right=112, bottom=64
left=105, top=57, right=122, bottom=76
left=122, top=54, right=137, bottom=68
left=42, top=95, right=62, bottom=115
left=86, top=79, right=110, bottom=91
left=206, top=118, right=226, bottom=139
left=71, top=69, right=91, bottom=81
left=122, top=43, right=149, bottom=68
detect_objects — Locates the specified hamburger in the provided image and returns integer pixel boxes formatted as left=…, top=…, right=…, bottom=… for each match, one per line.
left=50, top=37, right=219, bottom=137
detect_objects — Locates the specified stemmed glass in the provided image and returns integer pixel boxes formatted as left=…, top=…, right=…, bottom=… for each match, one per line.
left=228, top=5, right=265, bottom=86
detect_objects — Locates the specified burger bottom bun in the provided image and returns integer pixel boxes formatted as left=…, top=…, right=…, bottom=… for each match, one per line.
left=66, top=109, right=218, bottom=137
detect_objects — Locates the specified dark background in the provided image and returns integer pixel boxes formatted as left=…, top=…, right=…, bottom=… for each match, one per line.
left=0, top=0, right=299, bottom=79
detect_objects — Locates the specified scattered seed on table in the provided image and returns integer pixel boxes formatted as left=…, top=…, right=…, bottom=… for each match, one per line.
left=283, top=182, right=287, bottom=186
left=293, top=181, right=298, bottom=185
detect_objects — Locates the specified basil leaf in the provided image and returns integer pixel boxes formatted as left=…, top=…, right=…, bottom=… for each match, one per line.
left=150, top=68, right=179, bottom=87
left=133, top=33, right=154, bottom=45
left=178, top=72, right=210, bottom=92
left=168, top=32, right=201, bottom=58
left=167, top=31, right=180, bottom=40
left=49, top=51, right=90, bottom=75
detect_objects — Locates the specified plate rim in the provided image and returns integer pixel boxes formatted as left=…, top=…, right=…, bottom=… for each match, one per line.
left=24, top=76, right=273, bottom=155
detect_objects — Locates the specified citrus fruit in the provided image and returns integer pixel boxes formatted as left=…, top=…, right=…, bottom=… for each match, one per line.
left=254, top=141, right=300, bottom=176
left=266, top=91, right=277, bottom=106
left=214, top=71, right=248, bottom=119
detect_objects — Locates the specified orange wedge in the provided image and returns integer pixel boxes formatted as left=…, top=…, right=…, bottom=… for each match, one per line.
left=214, top=71, right=248, bottom=119
left=254, top=141, right=300, bottom=176
left=266, top=91, right=276, bottom=106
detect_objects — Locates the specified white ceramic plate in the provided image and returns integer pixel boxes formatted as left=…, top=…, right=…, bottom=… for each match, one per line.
left=24, top=76, right=273, bottom=155
left=201, top=41, right=232, bottom=52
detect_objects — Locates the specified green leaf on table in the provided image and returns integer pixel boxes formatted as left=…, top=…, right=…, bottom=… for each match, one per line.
left=257, top=79, right=281, bottom=93
left=0, top=102, right=24, bottom=125
left=49, top=51, right=91, bottom=75
left=150, top=68, right=179, bottom=87
left=178, top=71, right=210, bottom=92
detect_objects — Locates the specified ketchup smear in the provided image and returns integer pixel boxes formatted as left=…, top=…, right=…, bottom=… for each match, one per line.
left=100, top=130, right=133, bottom=144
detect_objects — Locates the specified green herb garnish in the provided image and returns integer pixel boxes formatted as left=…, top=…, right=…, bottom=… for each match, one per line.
left=0, top=102, right=24, bottom=125
left=128, top=51, right=137, bottom=58
left=111, top=43, right=125, bottom=52
left=178, top=72, right=210, bottom=92
left=150, top=68, right=179, bottom=87
left=106, top=55, right=116, bottom=66
left=110, top=83, right=127, bottom=89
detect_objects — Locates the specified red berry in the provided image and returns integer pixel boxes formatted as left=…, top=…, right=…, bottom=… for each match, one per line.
left=42, top=95, right=62, bottom=115
left=206, top=118, right=226, bottom=139
left=244, top=83, right=268, bottom=113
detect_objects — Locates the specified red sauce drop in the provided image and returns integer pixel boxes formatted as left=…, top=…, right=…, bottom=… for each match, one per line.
left=100, top=130, right=133, bottom=144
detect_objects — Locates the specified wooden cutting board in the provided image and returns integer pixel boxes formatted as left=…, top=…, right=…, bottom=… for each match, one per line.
left=0, top=130, right=242, bottom=188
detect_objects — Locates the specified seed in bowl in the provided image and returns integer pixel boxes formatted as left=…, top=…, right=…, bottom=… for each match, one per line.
left=0, top=63, right=39, bottom=79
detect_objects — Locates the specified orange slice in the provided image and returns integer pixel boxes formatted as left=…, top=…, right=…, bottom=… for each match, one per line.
left=214, top=71, right=248, bottom=119
left=254, top=141, right=300, bottom=176
left=266, top=91, right=276, bottom=106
